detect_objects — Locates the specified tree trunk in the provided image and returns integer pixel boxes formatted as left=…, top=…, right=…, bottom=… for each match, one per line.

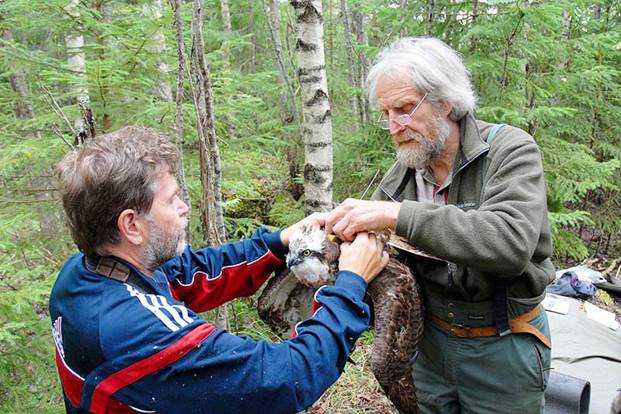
left=94, top=0, right=112, bottom=131
left=290, top=0, right=333, bottom=214
left=170, top=0, right=192, bottom=243
left=352, top=11, right=369, bottom=124
left=220, top=0, right=232, bottom=33
left=191, top=0, right=227, bottom=330
left=339, top=0, right=360, bottom=131
left=246, top=0, right=257, bottom=72
left=1, top=30, right=36, bottom=123
left=472, top=0, right=479, bottom=22
left=263, top=0, right=304, bottom=199
left=145, top=0, right=173, bottom=102
left=64, top=0, right=94, bottom=144
left=500, top=11, right=524, bottom=90
left=190, top=0, right=226, bottom=246
left=426, top=0, right=434, bottom=36
left=525, top=61, right=537, bottom=137
left=560, top=10, right=573, bottom=70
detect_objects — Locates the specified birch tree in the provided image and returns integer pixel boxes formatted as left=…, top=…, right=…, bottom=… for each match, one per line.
left=64, top=0, right=94, bottom=144
left=290, top=0, right=333, bottom=214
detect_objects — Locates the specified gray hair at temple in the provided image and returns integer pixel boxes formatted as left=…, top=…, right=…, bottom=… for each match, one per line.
left=366, top=37, right=477, bottom=121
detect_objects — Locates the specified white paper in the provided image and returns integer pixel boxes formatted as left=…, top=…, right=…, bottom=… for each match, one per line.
left=542, top=295, right=570, bottom=315
left=584, top=301, right=619, bottom=331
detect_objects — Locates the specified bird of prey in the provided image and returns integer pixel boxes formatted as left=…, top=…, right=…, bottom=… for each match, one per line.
left=258, top=226, right=424, bottom=414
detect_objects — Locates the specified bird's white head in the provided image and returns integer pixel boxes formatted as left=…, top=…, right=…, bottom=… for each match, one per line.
left=286, top=226, right=339, bottom=288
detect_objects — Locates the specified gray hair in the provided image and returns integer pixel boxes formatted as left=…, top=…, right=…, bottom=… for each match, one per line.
left=366, top=37, right=477, bottom=121
left=56, top=126, right=179, bottom=256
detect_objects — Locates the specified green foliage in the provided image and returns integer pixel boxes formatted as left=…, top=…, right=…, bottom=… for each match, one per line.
left=333, top=124, right=395, bottom=201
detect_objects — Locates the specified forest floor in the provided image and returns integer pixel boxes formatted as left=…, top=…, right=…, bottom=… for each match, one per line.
left=308, top=335, right=398, bottom=414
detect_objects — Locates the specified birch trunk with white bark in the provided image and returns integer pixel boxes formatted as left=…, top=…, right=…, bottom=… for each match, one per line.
left=291, top=0, right=333, bottom=214
left=65, top=0, right=94, bottom=144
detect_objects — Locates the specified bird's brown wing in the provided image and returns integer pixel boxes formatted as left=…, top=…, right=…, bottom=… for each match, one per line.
left=367, top=257, right=424, bottom=414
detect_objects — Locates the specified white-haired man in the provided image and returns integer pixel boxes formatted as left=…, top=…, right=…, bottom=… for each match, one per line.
left=326, top=37, right=555, bottom=413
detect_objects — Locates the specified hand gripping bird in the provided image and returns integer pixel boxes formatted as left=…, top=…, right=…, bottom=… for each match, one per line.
left=258, top=226, right=424, bottom=414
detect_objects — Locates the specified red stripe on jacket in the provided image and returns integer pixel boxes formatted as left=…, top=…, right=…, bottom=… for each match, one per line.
left=171, top=251, right=283, bottom=312
left=55, top=323, right=216, bottom=414
left=55, top=346, right=142, bottom=413
left=55, top=345, right=84, bottom=408
left=89, top=323, right=216, bottom=413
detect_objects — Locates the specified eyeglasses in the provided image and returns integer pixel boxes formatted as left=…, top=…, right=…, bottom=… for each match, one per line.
left=378, top=92, right=428, bottom=130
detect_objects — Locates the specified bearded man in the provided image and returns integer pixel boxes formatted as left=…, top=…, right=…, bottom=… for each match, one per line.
left=50, top=126, right=388, bottom=414
left=325, top=37, right=555, bottom=413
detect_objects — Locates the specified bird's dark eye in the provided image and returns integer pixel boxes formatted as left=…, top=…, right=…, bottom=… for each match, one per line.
left=302, top=249, right=311, bottom=257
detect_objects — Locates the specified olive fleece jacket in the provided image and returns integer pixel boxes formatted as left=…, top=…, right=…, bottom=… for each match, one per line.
left=372, top=113, right=555, bottom=302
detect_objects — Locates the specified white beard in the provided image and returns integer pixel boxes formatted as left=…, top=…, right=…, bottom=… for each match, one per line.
left=395, top=116, right=450, bottom=170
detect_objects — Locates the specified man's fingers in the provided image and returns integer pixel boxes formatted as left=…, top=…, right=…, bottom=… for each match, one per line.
left=308, top=212, right=327, bottom=229
left=381, top=251, right=389, bottom=267
left=325, top=211, right=343, bottom=234
left=342, top=215, right=363, bottom=241
left=332, top=214, right=352, bottom=241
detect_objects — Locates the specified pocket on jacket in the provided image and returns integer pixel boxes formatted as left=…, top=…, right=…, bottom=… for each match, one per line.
left=531, top=333, right=551, bottom=391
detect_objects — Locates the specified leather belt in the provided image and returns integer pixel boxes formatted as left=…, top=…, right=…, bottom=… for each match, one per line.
left=429, top=304, right=551, bottom=349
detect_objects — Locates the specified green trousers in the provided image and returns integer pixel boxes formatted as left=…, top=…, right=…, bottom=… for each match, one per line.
left=412, top=306, right=551, bottom=414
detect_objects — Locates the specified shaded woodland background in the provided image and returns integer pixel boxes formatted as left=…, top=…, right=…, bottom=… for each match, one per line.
left=0, top=0, right=619, bottom=412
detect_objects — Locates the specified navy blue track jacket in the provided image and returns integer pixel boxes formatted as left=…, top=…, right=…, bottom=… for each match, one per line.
left=50, top=227, right=371, bottom=414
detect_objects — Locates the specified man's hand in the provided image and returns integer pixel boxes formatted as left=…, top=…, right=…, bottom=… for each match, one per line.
left=280, top=212, right=328, bottom=246
left=325, top=198, right=401, bottom=242
left=338, top=232, right=389, bottom=283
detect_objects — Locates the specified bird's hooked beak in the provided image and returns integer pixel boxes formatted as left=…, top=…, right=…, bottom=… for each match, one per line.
left=286, top=255, right=302, bottom=268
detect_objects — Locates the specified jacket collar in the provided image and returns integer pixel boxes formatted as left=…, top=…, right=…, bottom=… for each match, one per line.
left=377, top=113, right=488, bottom=200
left=457, top=112, right=488, bottom=167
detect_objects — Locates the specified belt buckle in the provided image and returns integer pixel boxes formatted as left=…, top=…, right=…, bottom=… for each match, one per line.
left=448, top=322, right=469, bottom=336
